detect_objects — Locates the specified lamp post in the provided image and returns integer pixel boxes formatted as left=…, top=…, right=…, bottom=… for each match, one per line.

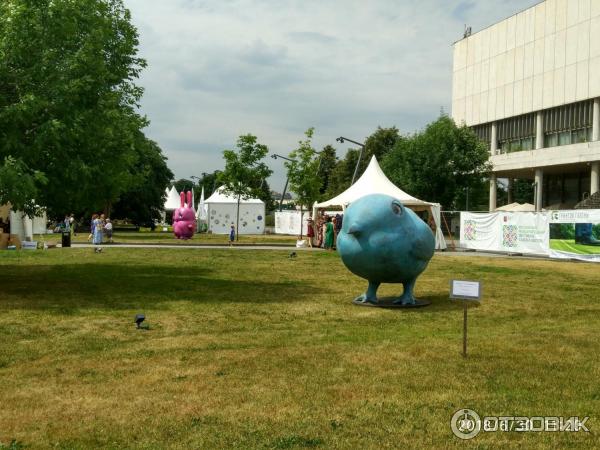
left=271, top=154, right=295, bottom=212
left=336, top=136, right=365, bottom=185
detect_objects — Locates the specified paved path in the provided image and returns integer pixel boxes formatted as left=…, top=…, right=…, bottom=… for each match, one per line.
left=70, top=243, right=556, bottom=260
left=72, top=243, right=321, bottom=251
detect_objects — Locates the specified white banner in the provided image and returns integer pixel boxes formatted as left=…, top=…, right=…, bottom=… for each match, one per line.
left=274, top=211, right=308, bottom=235
left=460, top=212, right=549, bottom=255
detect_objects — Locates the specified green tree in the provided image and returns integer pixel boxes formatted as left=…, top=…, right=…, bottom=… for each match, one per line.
left=355, top=126, right=401, bottom=175
left=111, top=137, right=173, bottom=226
left=285, top=128, right=321, bottom=238
left=325, top=149, right=360, bottom=199
left=173, top=179, right=194, bottom=194
left=316, top=144, right=337, bottom=198
left=256, top=179, right=275, bottom=213
left=218, top=134, right=272, bottom=240
left=512, top=179, right=535, bottom=204
left=381, top=115, right=491, bottom=210
left=0, top=156, right=47, bottom=216
left=0, top=0, right=156, bottom=218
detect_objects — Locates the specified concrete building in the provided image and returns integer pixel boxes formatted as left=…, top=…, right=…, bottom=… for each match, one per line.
left=452, top=0, right=600, bottom=211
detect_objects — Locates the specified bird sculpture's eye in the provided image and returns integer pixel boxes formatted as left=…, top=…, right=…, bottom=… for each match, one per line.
left=391, top=201, right=403, bottom=215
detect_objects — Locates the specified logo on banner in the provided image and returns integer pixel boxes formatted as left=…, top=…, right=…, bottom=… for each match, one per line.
left=464, top=220, right=477, bottom=241
left=503, top=225, right=518, bottom=247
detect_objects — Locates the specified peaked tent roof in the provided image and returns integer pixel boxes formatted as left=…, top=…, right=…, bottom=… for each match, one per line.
left=206, top=186, right=264, bottom=205
left=315, top=156, right=434, bottom=208
left=164, top=186, right=182, bottom=210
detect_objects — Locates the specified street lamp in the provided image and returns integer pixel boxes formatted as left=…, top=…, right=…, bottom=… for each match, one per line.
left=336, top=136, right=365, bottom=185
left=271, top=154, right=295, bottom=212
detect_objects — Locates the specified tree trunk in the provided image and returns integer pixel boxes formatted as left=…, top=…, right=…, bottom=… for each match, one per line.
left=236, top=194, right=240, bottom=241
left=299, top=205, right=303, bottom=239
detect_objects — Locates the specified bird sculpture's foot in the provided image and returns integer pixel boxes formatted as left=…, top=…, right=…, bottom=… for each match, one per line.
left=393, top=293, right=416, bottom=306
left=353, top=293, right=378, bottom=305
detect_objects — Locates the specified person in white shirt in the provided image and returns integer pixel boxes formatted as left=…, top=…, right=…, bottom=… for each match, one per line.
left=104, top=219, right=113, bottom=243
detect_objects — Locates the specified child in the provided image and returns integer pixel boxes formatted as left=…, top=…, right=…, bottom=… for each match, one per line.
left=104, top=218, right=113, bottom=243
left=229, top=223, right=235, bottom=246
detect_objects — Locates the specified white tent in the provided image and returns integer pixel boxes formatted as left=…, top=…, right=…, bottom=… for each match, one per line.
left=5, top=205, right=47, bottom=240
left=314, top=156, right=446, bottom=250
left=496, top=202, right=536, bottom=212
left=196, top=187, right=208, bottom=232
left=206, top=186, right=266, bottom=235
left=164, top=186, right=181, bottom=211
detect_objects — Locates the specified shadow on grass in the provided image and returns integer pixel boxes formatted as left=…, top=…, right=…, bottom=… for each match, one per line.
left=0, top=263, right=319, bottom=311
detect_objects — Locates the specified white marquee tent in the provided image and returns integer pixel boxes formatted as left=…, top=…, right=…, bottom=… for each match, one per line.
left=314, top=156, right=446, bottom=250
left=164, top=186, right=182, bottom=211
left=206, top=186, right=265, bottom=235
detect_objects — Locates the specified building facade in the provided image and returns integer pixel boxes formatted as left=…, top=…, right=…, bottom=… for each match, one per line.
left=452, top=0, right=600, bottom=211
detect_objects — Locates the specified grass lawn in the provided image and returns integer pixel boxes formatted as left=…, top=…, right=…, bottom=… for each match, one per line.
left=0, top=249, right=599, bottom=449
left=38, top=231, right=297, bottom=246
left=550, top=239, right=600, bottom=255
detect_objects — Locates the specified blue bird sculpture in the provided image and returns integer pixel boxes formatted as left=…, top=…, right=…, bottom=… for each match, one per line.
left=337, top=194, right=435, bottom=305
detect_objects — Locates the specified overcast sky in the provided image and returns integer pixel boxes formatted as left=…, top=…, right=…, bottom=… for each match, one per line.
left=125, top=0, right=540, bottom=192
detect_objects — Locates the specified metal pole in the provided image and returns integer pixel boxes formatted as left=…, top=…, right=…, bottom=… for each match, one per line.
left=279, top=177, right=289, bottom=212
left=351, top=146, right=364, bottom=186
left=463, top=303, right=468, bottom=358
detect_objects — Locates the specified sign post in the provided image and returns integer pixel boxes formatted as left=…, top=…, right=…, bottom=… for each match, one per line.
left=450, top=280, right=482, bottom=358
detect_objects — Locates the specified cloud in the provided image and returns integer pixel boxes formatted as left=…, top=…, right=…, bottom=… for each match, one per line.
left=125, top=0, right=540, bottom=190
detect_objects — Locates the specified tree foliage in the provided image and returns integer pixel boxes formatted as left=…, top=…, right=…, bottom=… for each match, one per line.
left=316, top=144, right=337, bottom=197
left=356, top=126, right=401, bottom=175
left=285, top=128, right=321, bottom=233
left=111, top=137, right=173, bottom=224
left=218, top=134, right=272, bottom=238
left=324, top=149, right=360, bottom=199
left=381, top=115, right=491, bottom=210
left=0, top=0, right=171, bottom=219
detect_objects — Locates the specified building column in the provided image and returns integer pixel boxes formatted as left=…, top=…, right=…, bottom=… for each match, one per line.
left=593, top=98, right=600, bottom=142
left=489, top=174, right=497, bottom=211
left=535, top=169, right=544, bottom=211
left=536, top=111, right=544, bottom=150
left=507, top=178, right=514, bottom=204
left=490, top=122, right=498, bottom=155
left=591, top=162, right=600, bottom=195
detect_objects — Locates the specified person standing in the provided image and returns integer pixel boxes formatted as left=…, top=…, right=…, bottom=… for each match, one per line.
left=88, top=214, right=97, bottom=242
left=306, top=216, right=315, bottom=248
left=324, top=216, right=334, bottom=251
left=229, top=223, right=235, bottom=247
left=93, top=214, right=104, bottom=247
left=104, top=218, right=113, bottom=243
left=69, top=214, right=76, bottom=236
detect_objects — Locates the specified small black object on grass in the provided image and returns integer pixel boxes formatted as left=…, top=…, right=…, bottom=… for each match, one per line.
left=135, top=314, right=149, bottom=330
left=289, top=252, right=297, bottom=258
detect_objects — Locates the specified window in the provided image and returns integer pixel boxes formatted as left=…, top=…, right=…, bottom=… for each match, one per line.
left=543, top=100, right=593, bottom=148
left=497, top=113, right=536, bottom=154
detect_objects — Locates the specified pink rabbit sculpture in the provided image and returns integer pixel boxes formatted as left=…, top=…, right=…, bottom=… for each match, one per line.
left=173, top=191, right=196, bottom=240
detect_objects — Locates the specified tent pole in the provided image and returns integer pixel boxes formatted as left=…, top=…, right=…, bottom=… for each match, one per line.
left=441, top=211, right=456, bottom=250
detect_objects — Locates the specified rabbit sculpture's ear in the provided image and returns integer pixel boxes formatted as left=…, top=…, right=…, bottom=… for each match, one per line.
left=180, top=192, right=185, bottom=208
left=187, top=191, right=193, bottom=209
